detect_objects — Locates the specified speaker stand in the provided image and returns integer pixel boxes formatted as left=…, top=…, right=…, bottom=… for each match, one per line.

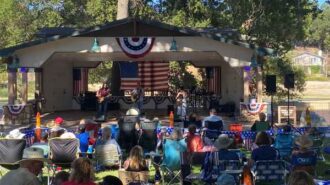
left=287, top=88, right=290, bottom=125
left=271, top=95, right=274, bottom=128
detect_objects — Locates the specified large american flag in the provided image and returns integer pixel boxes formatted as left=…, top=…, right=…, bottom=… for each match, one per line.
left=119, top=61, right=169, bottom=90
left=207, top=67, right=221, bottom=94
left=73, top=68, right=88, bottom=96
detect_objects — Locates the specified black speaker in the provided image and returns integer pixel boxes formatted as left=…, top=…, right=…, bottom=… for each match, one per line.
left=266, top=75, right=276, bottom=94
left=284, top=74, right=294, bottom=89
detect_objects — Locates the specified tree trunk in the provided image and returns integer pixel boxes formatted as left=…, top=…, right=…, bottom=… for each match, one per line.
left=117, top=0, right=129, bottom=20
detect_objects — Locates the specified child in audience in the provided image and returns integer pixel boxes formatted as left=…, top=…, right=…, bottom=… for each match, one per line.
left=123, top=145, right=148, bottom=172
left=62, top=158, right=96, bottom=185
left=186, top=124, right=203, bottom=152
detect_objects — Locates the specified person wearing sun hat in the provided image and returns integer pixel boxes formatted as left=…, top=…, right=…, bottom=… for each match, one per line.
left=5, top=128, right=26, bottom=139
left=291, top=135, right=317, bottom=175
left=214, top=134, right=239, bottom=161
left=0, top=147, right=50, bottom=185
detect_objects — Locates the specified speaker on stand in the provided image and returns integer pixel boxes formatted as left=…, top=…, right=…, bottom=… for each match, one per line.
left=266, top=75, right=276, bottom=127
left=284, top=74, right=294, bottom=125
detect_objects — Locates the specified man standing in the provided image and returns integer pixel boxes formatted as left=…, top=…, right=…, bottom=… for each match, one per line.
left=96, top=83, right=110, bottom=121
left=0, top=148, right=49, bottom=185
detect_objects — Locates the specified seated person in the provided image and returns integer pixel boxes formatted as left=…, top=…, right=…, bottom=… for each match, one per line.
left=53, top=171, right=70, bottom=185
left=251, top=112, right=270, bottom=132
left=274, top=125, right=294, bottom=159
left=202, top=108, right=223, bottom=128
left=50, top=117, right=66, bottom=138
left=186, top=125, right=203, bottom=152
left=249, top=131, right=278, bottom=166
left=288, top=170, right=315, bottom=185
left=31, top=132, right=49, bottom=158
left=96, top=127, right=121, bottom=155
left=101, top=175, right=123, bottom=185
left=76, top=124, right=89, bottom=154
left=162, top=129, right=187, bottom=171
left=5, top=129, right=26, bottom=139
left=80, top=119, right=99, bottom=138
left=185, top=113, right=202, bottom=128
left=291, top=135, right=317, bottom=176
left=123, top=145, right=148, bottom=172
left=214, top=134, right=239, bottom=161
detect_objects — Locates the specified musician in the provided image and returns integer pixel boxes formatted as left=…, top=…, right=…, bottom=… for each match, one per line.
left=96, top=83, right=110, bottom=121
left=131, top=82, right=144, bottom=111
left=176, top=87, right=187, bottom=119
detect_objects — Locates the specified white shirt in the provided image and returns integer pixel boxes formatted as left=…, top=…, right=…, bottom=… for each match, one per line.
left=0, top=168, right=41, bottom=185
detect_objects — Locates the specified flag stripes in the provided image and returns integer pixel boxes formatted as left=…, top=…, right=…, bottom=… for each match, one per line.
left=120, top=61, right=169, bottom=90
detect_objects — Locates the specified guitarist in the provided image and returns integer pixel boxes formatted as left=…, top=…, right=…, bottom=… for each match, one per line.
left=131, top=82, right=144, bottom=111
left=96, top=83, right=110, bottom=121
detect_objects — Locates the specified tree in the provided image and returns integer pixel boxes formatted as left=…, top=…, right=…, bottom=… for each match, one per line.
left=308, top=4, right=330, bottom=50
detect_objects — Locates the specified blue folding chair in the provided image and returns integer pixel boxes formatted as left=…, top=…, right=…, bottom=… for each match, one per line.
left=252, top=160, right=287, bottom=185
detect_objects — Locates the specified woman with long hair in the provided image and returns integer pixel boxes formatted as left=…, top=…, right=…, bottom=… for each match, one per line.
left=62, top=158, right=96, bottom=185
left=123, top=145, right=148, bottom=171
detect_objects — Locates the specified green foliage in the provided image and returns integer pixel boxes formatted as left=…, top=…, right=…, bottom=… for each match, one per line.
left=88, top=61, right=112, bottom=84
left=263, top=57, right=306, bottom=101
left=308, top=4, right=330, bottom=50
left=310, top=65, right=321, bottom=74
left=169, top=61, right=197, bottom=93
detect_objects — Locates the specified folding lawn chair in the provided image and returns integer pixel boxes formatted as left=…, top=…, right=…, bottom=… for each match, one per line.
left=0, top=138, right=26, bottom=176
left=48, top=138, right=79, bottom=169
left=118, top=169, right=149, bottom=185
left=252, top=160, right=287, bottom=185
left=274, top=133, right=294, bottom=160
left=95, top=143, right=121, bottom=171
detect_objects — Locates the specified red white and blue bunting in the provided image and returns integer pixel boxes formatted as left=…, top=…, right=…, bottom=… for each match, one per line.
left=240, top=103, right=265, bottom=115
left=7, top=104, right=25, bottom=116
left=116, top=37, right=155, bottom=58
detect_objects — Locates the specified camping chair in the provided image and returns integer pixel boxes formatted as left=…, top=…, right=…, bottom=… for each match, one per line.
left=204, top=120, right=223, bottom=141
left=274, top=133, right=294, bottom=160
left=252, top=160, right=287, bottom=185
left=310, top=134, right=325, bottom=161
left=291, top=151, right=317, bottom=176
left=0, top=138, right=26, bottom=176
left=140, top=121, right=157, bottom=153
left=214, top=151, right=243, bottom=185
left=95, top=143, right=121, bottom=171
left=118, top=116, right=139, bottom=153
left=48, top=138, right=79, bottom=169
left=157, top=139, right=187, bottom=185
left=118, top=169, right=149, bottom=185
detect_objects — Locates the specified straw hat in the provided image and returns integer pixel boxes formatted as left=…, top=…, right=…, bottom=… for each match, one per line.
left=295, top=135, right=313, bottom=148
left=214, top=134, right=233, bottom=149
left=5, top=129, right=26, bottom=139
left=19, top=148, right=50, bottom=163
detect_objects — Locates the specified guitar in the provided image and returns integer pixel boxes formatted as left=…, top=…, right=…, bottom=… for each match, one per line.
left=96, top=88, right=110, bottom=103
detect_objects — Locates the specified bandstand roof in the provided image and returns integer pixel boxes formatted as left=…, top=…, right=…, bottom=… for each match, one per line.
left=0, top=18, right=275, bottom=68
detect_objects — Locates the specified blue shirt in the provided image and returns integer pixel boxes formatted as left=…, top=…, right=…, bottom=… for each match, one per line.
left=218, top=149, right=239, bottom=161
left=162, top=139, right=187, bottom=171
left=252, top=145, right=278, bottom=161
left=77, top=132, right=89, bottom=153
left=202, top=115, right=223, bottom=127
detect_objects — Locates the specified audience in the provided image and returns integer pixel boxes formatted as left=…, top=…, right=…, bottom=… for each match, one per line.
left=31, top=132, right=49, bottom=158
left=53, top=171, right=70, bottom=185
left=62, top=158, right=96, bottom=185
left=123, top=145, right=148, bottom=172
left=162, top=128, right=187, bottom=171
left=5, top=129, right=26, bottom=139
left=96, top=127, right=121, bottom=155
left=249, top=131, right=278, bottom=166
left=202, top=108, right=223, bottom=127
left=292, top=135, right=317, bottom=176
left=250, top=112, right=270, bottom=132
left=50, top=117, right=66, bottom=138
left=76, top=124, right=90, bottom=154
left=100, top=175, right=123, bottom=185
left=288, top=170, right=315, bottom=185
left=186, top=124, right=203, bottom=152
left=0, top=148, right=48, bottom=185
left=214, top=134, right=239, bottom=161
